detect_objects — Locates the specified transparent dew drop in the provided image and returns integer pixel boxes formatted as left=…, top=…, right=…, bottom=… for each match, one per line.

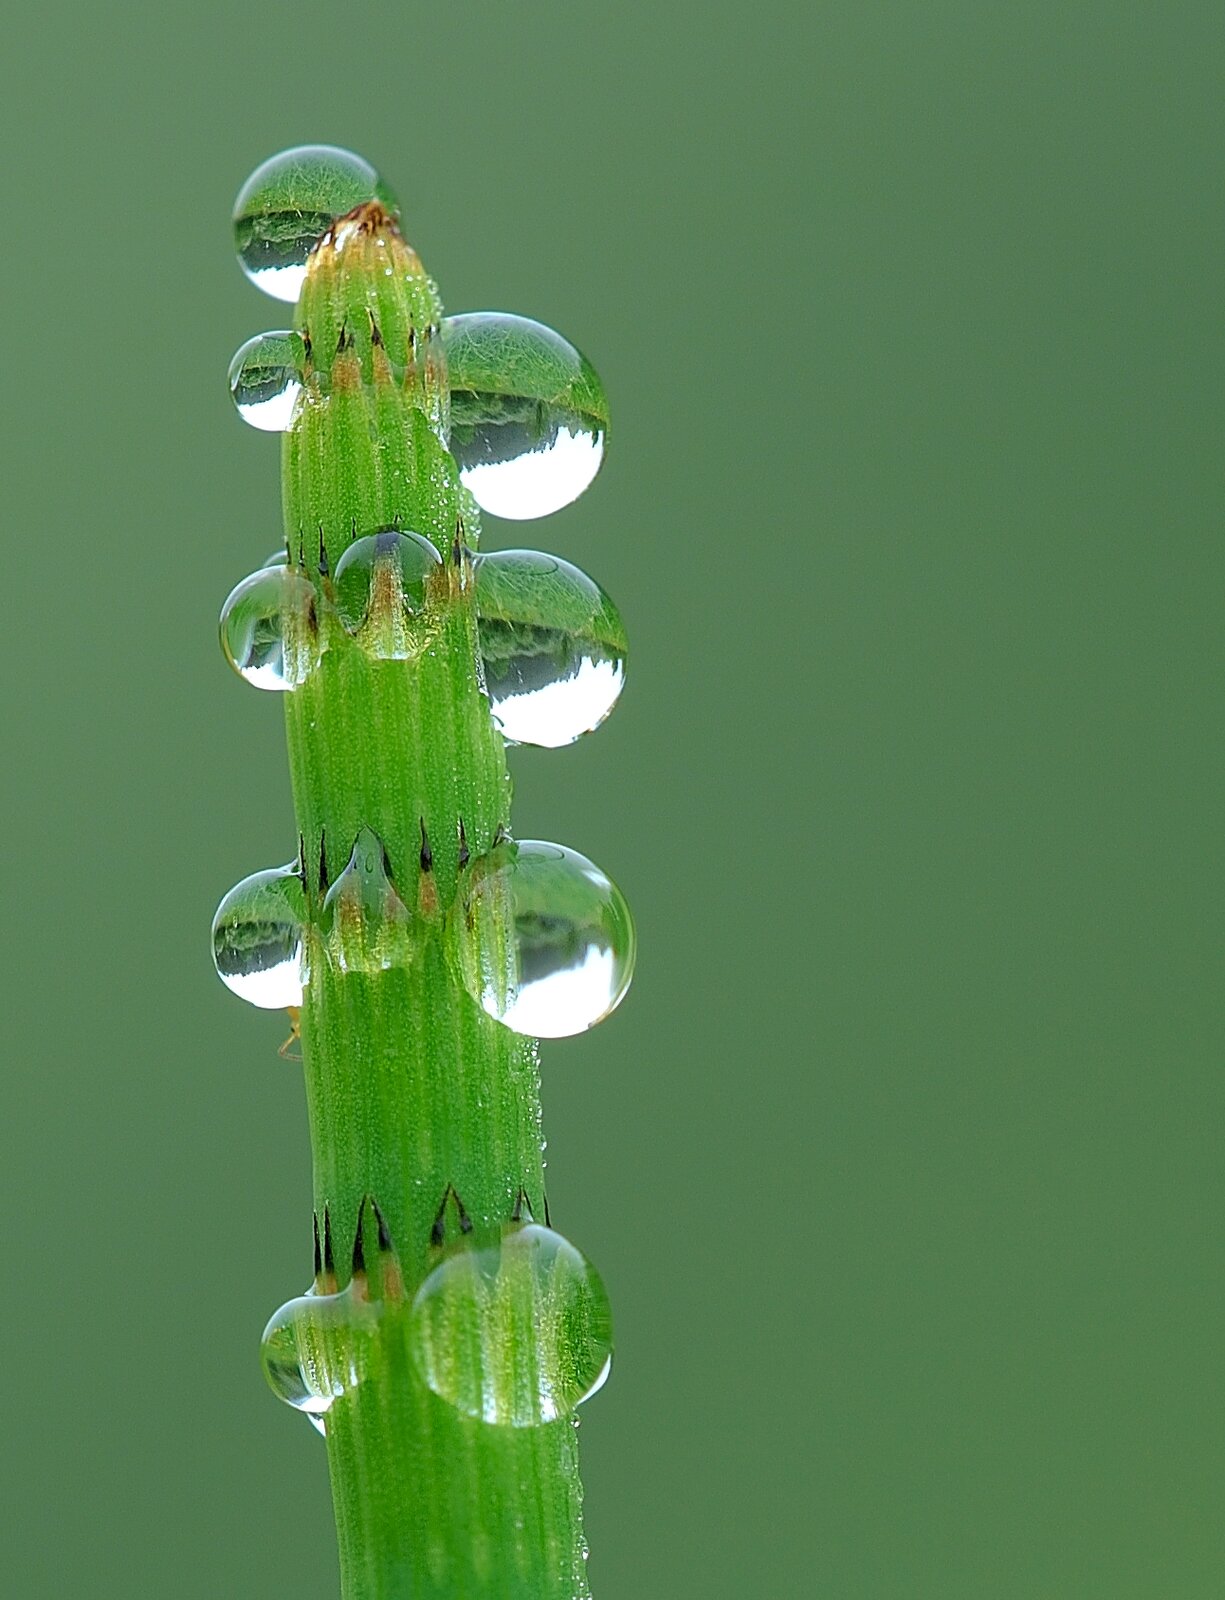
left=228, top=331, right=303, bottom=431
left=450, top=840, right=635, bottom=1038
left=442, top=313, right=608, bottom=520
left=323, top=827, right=415, bottom=975
left=333, top=531, right=443, bottom=660
left=261, top=1286, right=380, bottom=1434
left=233, top=145, right=399, bottom=302
left=212, top=864, right=306, bottom=1009
left=475, top=550, right=627, bottom=747
left=408, top=1223, right=613, bottom=1427
left=219, top=566, right=321, bottom=691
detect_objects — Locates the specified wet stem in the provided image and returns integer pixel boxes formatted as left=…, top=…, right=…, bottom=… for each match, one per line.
left=277, top=208, right=589, bottom=1599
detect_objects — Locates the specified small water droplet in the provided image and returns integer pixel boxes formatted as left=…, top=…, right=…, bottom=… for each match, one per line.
left=450, top=840, right=635, bottom=1037
left=228, top=331, right=304, bottom=431
left=323, top=827, right=415, bottom=974
left=475, top=550, right=626, bottom=747
left=233, top=145, right=399, bottom=302
left=333, top=531, right=443, bottom=659
left=219, top=566, right=321, bottom=690
left=408, top=1223, right=613, bottom=1426
left=212, top=864, right=306, bottom=1009
left=442, top=314, right=607, bottom=520
left=261, top=1284, right=380, bottom=1432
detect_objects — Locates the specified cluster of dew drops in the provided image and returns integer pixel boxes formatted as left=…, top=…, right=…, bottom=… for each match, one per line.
left=214, top=147, right=631, bottom=1441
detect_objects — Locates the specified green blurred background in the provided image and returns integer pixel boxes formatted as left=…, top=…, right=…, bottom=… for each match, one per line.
left=3, top=2, right=1223, bottom=1595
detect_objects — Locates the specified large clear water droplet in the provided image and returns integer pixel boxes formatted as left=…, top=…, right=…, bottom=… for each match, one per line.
left=408, top=1223, right=612, bottom=1427
left=475, top=550, right=627, bottom=747
left=212, top=864, right=306, bottom=1009
left=443, top=313, right=608, bottom=520
left=261, top=1286, right=379, bottom=1434
left=233, top=145, right=398, bottom=302
left=323, top=827, right=415, bottom=975
left=333, top=530, right=443, bottom=660
left=228, top=331, right=304, bottom=431
left=450, top=840, right=635, bottom=1037
left=219, top=566, right=321, bottom=691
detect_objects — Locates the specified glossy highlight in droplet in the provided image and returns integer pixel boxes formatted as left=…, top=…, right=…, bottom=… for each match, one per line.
left=450, top=839, right=635, bottom=1038
left=212, top=864, right=306, bottom=1009
left=475, top=550, right=627, bottom=747
left=407, top=1223, right=613, bottom=1427
left=219, top=566, right=321, bottom=690
left=233, top=145, right=399, bottom=302
left=443, top=314, right=608, bottom=520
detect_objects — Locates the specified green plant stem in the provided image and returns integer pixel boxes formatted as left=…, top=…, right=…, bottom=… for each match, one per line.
left=281, top=207, right=589, bottom=1599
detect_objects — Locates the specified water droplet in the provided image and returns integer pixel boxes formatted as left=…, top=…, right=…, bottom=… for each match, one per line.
left=450, top=840, right=635, bottom=1037
left=228, top=331, right=304, bottom=431
left=443, top=313, right=607, bottom=520
left=261, top=1285, right=380, bottom=1433
left=408, top=1223, right=613, bottom=1426
left=475, top=550, right=626, bottom=747
left=233, top=145, right=398, bottom=302
left=212, top=864, right=306, bottom=1009
left=219, top=566, right=321, bottom=690
left=333, top=530, right=443, bottom=659
left=323, top=827, right=415, bottom=974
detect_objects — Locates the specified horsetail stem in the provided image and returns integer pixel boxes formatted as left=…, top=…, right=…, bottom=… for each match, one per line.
left=213, top=145, right=632, bottom=1598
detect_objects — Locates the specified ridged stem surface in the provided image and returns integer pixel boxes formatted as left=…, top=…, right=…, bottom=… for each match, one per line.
left=281, top=206, right=588, bottom=1600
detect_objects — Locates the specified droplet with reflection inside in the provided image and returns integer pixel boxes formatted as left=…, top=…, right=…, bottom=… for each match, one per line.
left=261, top=1285, right=380, bottom=1434
left=449, top=839, right=635, bottom=1037
left=322, top=827, right=415, bottom=975
left=442, top=313, right=608, bottom=520
left=334, top=530, right=443, bottom=659
left=219, top=566, right=321, bottom=691
left=233, top=145, right=398, bottom=302
left=407, top=1222, right=613, bottom=1427
left=475, top=549, right=626, bottom=747
left=228, top=331, right=304, bottom=431
left=212, top=864, right=306, bottom=1009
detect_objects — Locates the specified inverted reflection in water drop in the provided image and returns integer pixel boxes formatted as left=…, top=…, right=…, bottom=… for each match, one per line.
left=219, top=566, right=320, bottom=691
left=474, top=549, right=626, bottom=747
left=449, top=839, right=635, bottom=1038
left=442, top=313, right=608, bottom=520
left=233, top=145, right=398, bottom=303
left=461, top=428, right=603, bottom=522
left=228, top=330, right=303, bottom=431
left=211, top=864, right=306, bottom=1009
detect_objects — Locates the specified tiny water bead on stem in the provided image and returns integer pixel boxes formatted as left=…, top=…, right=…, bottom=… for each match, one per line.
left=214, top=143, right=633, bottom=1600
